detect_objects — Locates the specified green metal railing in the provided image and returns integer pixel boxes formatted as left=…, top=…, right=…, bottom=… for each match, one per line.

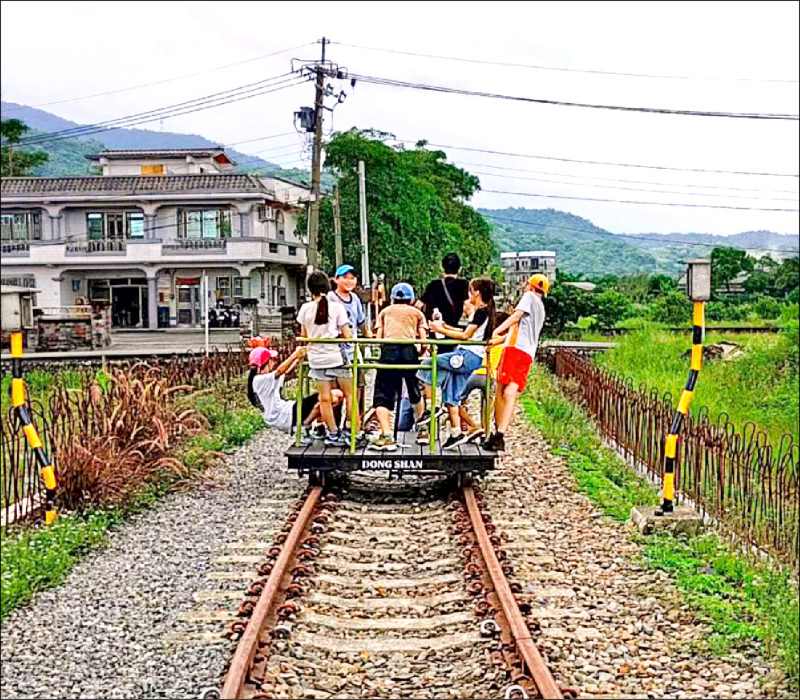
left=294, top=337, right=493, bottom=453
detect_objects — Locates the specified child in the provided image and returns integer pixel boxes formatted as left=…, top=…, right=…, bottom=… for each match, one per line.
left=247, top=345, right=343, bottom=441
left=424, top=278, right=497, bottom=449
left=456, top=311, right=510, bottom=440
left=327, top=263, right=371, bottom=413
left=297, top=270, right=354, bottom=447
left=482, top=273, right=549, bottom=452
left=369, top=282, right=429, bottom=451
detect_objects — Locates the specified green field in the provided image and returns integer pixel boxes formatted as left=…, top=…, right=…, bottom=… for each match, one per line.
left=594, top=325, right=799, bottom=448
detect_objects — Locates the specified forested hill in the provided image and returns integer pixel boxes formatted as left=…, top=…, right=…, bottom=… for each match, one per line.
left=482, top=207, right=662, bottom=276
left=0, top=101, right=288, bottom=178
left=481, top=207, right=798, bottom=277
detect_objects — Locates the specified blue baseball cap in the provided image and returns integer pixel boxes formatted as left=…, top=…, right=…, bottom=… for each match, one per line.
left=391, top=282, right=415, bottom=301
left=334, top=264, right=355, bottom=278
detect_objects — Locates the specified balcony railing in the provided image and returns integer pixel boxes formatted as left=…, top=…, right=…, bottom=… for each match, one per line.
left=66, top=240, right=127, bottom=254
left=162, top=238, right=227, bottom=253
left=1, top=241, right=30, bottom=256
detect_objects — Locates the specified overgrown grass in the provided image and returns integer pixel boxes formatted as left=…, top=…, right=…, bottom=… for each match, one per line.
left=1, top=377, right=264, bottom=621
left=594, top=325, right=799, bottom=447
left=521, top=366, right=799, bottom=689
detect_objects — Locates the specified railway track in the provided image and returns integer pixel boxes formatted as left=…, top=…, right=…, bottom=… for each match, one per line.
left=219, top=475, right=570, bottom=700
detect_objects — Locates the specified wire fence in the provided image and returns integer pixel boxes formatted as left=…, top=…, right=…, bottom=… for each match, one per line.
left=1, top=344, right=297, bottom=529
left=540, top=347, right=799, bottom=570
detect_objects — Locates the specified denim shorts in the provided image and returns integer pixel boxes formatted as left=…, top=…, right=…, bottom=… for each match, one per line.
left=417, top=348, right=483, bottom=406
left=309, top=366, right=352, bottom=381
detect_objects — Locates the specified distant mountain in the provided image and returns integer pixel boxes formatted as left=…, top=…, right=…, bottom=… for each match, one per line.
left=480, top=207, right=798, bottom=278
left=0, top=100, right=298, bottom=178
left=624, top=230, right=798, bottom=254
left=481, top=207, right=661, bottom=277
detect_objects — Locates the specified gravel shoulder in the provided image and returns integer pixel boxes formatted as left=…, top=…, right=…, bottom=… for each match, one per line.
left=481, top=410, right=791, bottom=699
left=1, top=430, right=305, bottom=700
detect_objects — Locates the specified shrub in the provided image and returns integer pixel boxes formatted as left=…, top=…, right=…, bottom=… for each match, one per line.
left=752, top=295, right=782, bottom=320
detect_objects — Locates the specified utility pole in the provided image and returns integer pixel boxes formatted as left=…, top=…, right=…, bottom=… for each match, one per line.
left=307, top=37, right=329, bottom=271
left=358, top=160, right=371, bottom=329
left=333, top=186, right=343, bottom=270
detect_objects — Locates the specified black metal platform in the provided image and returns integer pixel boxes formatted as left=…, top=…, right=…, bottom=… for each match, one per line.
left=286, top=431, right=496, bottom=476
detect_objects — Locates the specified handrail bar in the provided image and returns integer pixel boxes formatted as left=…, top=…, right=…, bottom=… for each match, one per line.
left=295, top=336, right=487, bottom=346
left=293, top=334, right=495, bottom=453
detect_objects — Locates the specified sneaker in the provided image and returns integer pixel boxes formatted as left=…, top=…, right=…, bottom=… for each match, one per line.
left=415, top=405, right=446, bottom=427
left=443, top=433, right=472, bottom=450
left=415, top=427, right=430, bottom=444
left=482, top=432, right=505, bottom=452
left=323, top=430, right=348, bottom=447
left=368, top=433, right=398, bottom=452
left=466, top=427, right=485, bottom=443
left=312, top=423, right=327, bottom=439
left=300, top=426, right=317, bottom=445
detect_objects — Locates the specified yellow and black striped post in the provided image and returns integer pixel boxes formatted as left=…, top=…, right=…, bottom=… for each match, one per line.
left=656, top=301, right=705, bottom=516
left=9, top=332, right=58, bottom=524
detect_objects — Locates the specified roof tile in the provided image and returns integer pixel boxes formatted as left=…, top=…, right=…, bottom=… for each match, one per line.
left=1, top=174, right=265, bottom=196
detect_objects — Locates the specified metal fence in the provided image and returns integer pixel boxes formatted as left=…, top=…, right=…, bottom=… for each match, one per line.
left=540, top=347, right=799, bottom=569
left=1, top=344, right=289, bottom=528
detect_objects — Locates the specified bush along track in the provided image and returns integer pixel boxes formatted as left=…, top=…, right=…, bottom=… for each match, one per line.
left=1, top=378, right=264, bottom=621
left=521, top=365, right=799, bottom=691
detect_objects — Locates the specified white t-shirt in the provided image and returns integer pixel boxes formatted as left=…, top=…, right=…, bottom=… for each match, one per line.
left=297, top=299, right=350, bottom=368
left=252, top=373, right=294, bottom=433
left=505, top=291, right=546, bottom=359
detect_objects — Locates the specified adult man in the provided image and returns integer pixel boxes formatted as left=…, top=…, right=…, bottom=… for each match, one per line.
left=482, top=273, right=549, bottom=453
left=327, top=263, right=370, bottom=410
left=417, top=252, right=470, bottom=328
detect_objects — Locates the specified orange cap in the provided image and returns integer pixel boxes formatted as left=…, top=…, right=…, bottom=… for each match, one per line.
left=527, top=273, right=550, bottom=296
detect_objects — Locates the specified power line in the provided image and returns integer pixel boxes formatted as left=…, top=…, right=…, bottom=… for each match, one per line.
left=1, top=43, right=315, bottom=113
left=334, top=41, right=799, bottom=84
left=389, top=137, right=799, bottom=178
left=16, top=74, right=306, bottom=146
left=350, top=72, right=799, bottom=121
left=470, top=169, right=798, bottom=202
left=482, top=212, right=800, bottom=253
left=454, top=159, right=799, bottom=195
left=223, top=131, right=298, bottom=148
left=481, top=187, right=799, bottom=212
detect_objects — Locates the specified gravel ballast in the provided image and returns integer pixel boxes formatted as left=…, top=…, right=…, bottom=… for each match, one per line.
left=1, top=431, right=305, bottom=700
left=480, top=410, right=792, bottom=699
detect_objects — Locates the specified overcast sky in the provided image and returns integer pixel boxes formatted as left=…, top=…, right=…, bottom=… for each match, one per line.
left=2, top=0, right=798, bottom=237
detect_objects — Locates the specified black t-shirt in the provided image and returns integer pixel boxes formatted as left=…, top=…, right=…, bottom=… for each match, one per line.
left=420, top=277, right=469, bottom=326
left=469, top=307, right=494, bottom=341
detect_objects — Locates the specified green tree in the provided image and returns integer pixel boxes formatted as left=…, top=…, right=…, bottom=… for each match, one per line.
left=542, top=280, right=594, bottom=335
left=312, top=129, right=495, bottom=288
left=774, top=256, right=799, bottom=298
left=590, top=289, right=634, bottom=328
left=1, top=119, right=48, bottom=176
left=648, top=289, right=692, bottom=325
left=711, top=246, right=754, bottom=294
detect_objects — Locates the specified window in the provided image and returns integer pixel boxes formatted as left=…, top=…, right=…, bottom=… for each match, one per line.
left=87, top=213, right=104, bottom=241
left=269, top=242, right=279, bottom=254
left=233, top=276, right=251, bottom=300
left=1, top=275, right=36, bottom=288
left=1, top=212, right=42, bottom=241
left=258, top=205, right=276, bottom=222
left=179, top=209, right=231, bottom=239
left=276, top=210, right=285, bottom=239
left=288, top=246, right=297, bottom=256
left=216, top=276, right=231, bottom=305
left=126, top=212, right=145, bottom=238
left=531, top=258, right=539, bottom=270
left=141, top=164, right=164, bottom=175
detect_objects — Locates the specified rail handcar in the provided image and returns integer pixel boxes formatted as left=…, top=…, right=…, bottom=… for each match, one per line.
left=285, top=337, right=498, bottom=485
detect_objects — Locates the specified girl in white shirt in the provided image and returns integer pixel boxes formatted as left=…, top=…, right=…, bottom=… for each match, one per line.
left=247, top=345, right=343, bottom=441
left=296, top=271, right=355, bottom=447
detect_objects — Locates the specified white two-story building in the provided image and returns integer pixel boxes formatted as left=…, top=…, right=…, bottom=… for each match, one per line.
left=1, top=148, right=310, bottom=330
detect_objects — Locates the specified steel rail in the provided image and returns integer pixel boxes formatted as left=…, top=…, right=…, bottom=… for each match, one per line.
left=220, top=486, right=322, bottom=699
left=463, top=485, right=563, bottom=699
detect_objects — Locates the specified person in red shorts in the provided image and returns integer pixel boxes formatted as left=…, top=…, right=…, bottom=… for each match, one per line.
left=482, top=273, right=550, bottom=452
